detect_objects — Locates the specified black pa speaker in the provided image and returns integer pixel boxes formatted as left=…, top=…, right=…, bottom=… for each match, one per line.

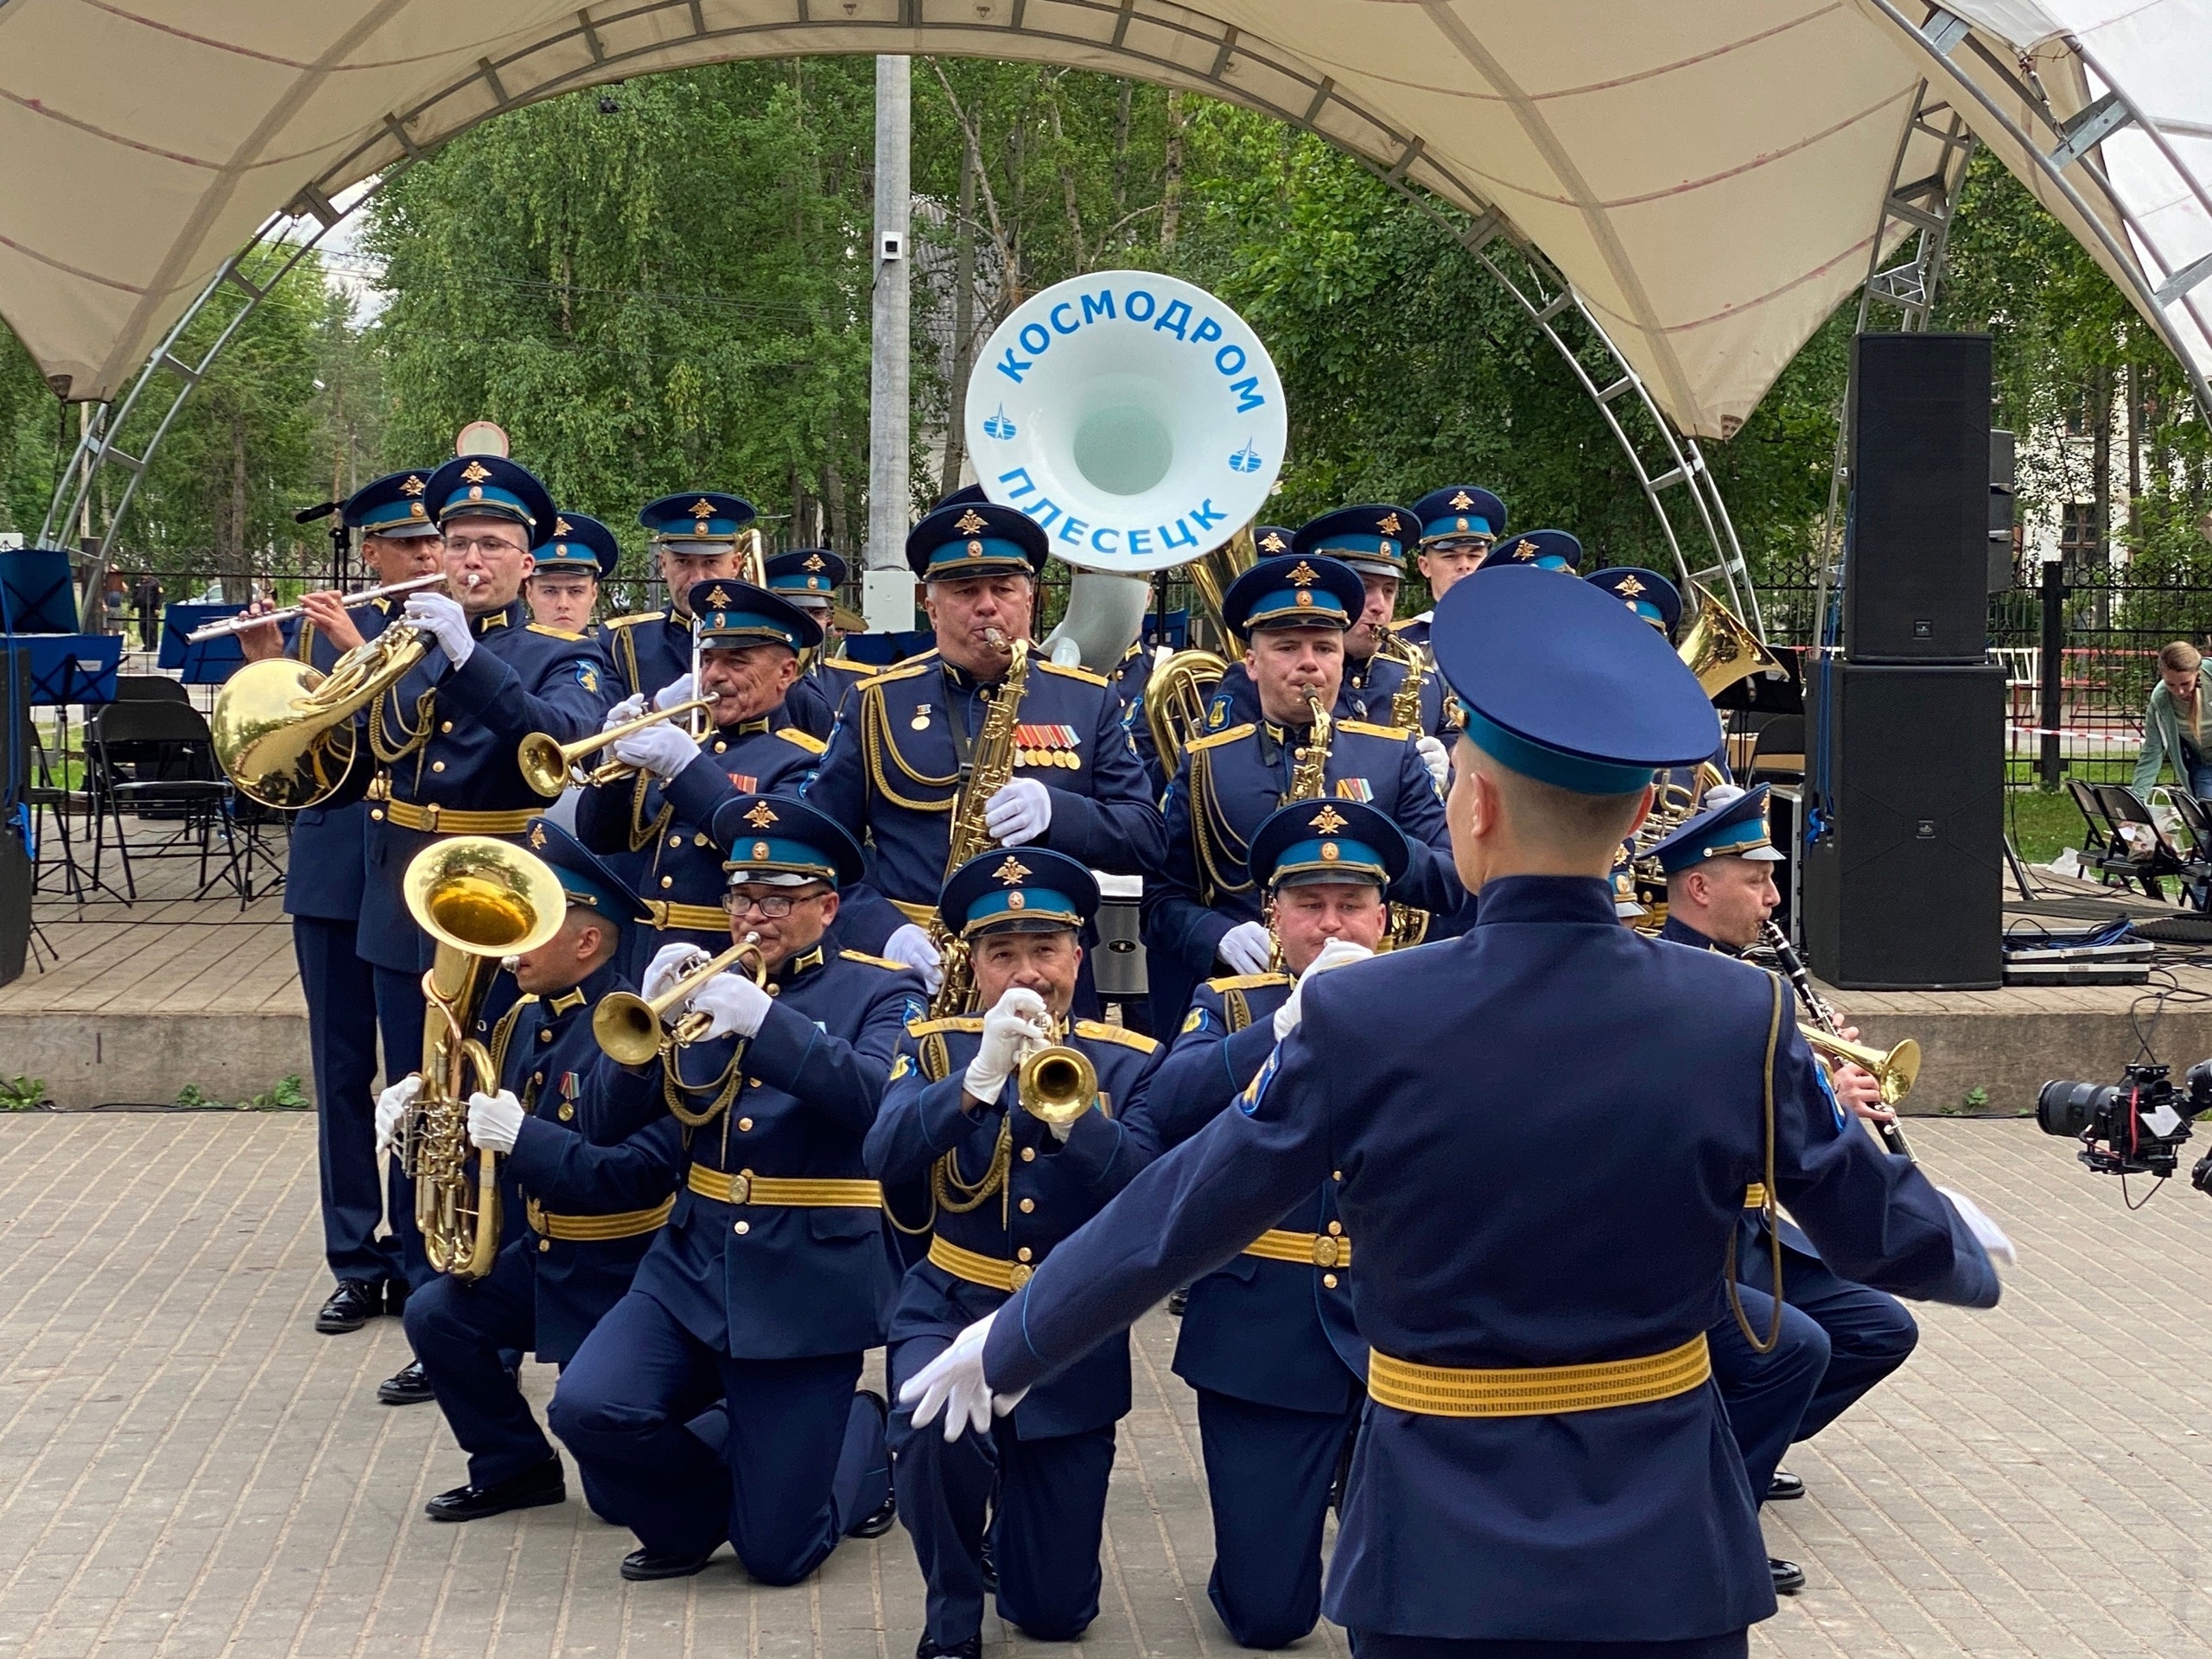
left=1844, top=333, right=1993, bottom=663
left=1801, top=661, right=2005, bottom=989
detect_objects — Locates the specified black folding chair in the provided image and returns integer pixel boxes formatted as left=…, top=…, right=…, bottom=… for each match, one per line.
left=2065, top=779, right=2118, bottom=875
left=1745, top=714, right=1805, bottom=785
left=2164, top=791, right=2212, bottom=910
left=2093, top=784, right=2193, bottom=904
left=111, top=674, right=190, bottom=706
left=85, top=700, right=248, bottom=900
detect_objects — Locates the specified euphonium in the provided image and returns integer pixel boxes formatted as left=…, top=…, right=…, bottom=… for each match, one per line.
left=593, top=934, right=768, bottom=1065
left=1145, top=523, right=1258, bottom=778
left=1016, top=1020, right=1099, bottom=1129
left=212, top=620, right=431, bottom=809
left=401, top=836, right=569, bottom=1281
left=1676, top=581, right=1783, bottom=701
left=518, top=695, right=717, bottom=798
left=928, top=632, right=1031, bottom=1018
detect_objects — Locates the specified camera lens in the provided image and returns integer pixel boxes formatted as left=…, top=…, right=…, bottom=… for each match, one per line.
left=2037, top=1079, right=2113, bottom=1139
left=2188, top=1058, right=2212, bottom=1116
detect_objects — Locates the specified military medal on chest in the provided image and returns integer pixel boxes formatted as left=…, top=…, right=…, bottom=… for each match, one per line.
left=1014, top=723, right=1082, bottom=771
left=912, top=702, right=932, bottom=733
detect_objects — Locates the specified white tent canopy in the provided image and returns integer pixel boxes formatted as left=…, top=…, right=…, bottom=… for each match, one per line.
left=0, top=0, right=2207, bottom=441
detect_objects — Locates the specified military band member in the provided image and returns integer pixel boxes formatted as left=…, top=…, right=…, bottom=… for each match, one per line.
left=600, top=492, right=758, bottom=702
left=798, top=500, right=1166, bottom=979
left=1481, top=526, right=1584, bottom=574
left=391, top=821, right=680, bottom=1522
left=1149, top=798, right=1407, bottom=1649
left=868, top=849, right=1163, bottom=1659
left=906, top=565, right=2012, bottom=1659
left=1588, top=566, right=1683, bottom=637
left=550, top=796, right=917, bottom=1584
left=1653, top=787, right=1923, bottom=1529
left=1398, top=485, right=1506, bottom=653
left=1290, top=505, right=1420, bottom=724
left=766, top=547, right=872, bottom=740
left=237, top=468, right=442, bottom=1335
left=577, top=580, right=828, bottom=973
left=1141, top=552, right=1460, bottom=1036
left=353, top=454, right=617, bottom=1402
left=526, top=512, right=620, bottom=637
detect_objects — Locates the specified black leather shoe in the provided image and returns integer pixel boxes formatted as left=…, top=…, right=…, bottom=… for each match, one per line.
left=1770, top=1556, right=1806, bottom=1595
left=1166, top=1288, right=1188, bottom=1317
left=979, top=1538, right=997, bottom=1592
left=424, top=1460, right=565, bottom=1522
left=620, top=1546, right=717, bottom=1581
left=315, top=1280, right=381, bottom=1334
left=377, top=1360, right=433, bottom=1406
left=1768, top=1470, right=1805, bottom=1502
left=384, top=1280, right=411, bottom=1318
left=916, top=1638, right=982, bottom=1659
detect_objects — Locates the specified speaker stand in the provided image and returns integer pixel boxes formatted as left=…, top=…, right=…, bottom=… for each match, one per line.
left=2004, top=835, right=2038, bottom=903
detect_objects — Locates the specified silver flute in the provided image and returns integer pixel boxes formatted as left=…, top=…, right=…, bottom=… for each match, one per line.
left=184, top=571, right=448, bottom=642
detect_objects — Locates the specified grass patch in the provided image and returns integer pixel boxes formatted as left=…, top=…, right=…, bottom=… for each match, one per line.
left=0, top=1076, right=50, bottom=1111
left=175, top=1075, right=310, bottom=1111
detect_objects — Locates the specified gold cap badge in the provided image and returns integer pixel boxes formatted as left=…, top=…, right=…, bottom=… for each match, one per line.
left=705, top=586, right=733, bottom=609
left=529, top=824, right=548, bottom=849
left=1512, top=538, right=1538, bottom=561
left=743, top=802, right=779, bottom=829
left=803, top=553, right=825, bottom=571
left=691, top=498, right=717, bottom=519
left=752, top=841, right=771, bottom=860
left=1616, top=574, right=1645, bottom=596
left=400, top=474, right=426, bottom=497
left=1286, top=561, right=1319, bottom=587
left=995, top=855, right=1032, bottom=886
left=460, top=460, right=493, bottom=485
left=1378, top=512, right=1403, bottom=536
left=1448, top=490, right=1474, bottom=511
left=1309, top=804, right=1349, bottom=833
left=954, top=510, right=988, bottom=535
left=1259, top=531, right=1287, bottom=553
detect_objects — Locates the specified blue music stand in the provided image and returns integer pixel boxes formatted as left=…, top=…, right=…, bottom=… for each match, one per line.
left=0, top=548, right=79, bottom=635
left=18, top=633, right=121, bottom=708
left=1141, top=609, right=1190, bottom=652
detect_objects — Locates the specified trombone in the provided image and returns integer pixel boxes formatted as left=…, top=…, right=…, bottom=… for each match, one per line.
left=517, top=696, right=715, bottom=798
left=593, top=934, right=767, bottom=1065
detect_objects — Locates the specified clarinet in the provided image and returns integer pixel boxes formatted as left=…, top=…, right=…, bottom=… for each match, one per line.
left=1761, top=921, right=1916, bottom=1163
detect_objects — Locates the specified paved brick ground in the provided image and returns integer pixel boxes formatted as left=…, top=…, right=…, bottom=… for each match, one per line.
left=1, top=1113, right=2208, bottom=1658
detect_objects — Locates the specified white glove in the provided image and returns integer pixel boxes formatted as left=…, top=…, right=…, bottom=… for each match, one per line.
left=886, top=923, right=944, bottom=995
left=653, top=672, right=696, bottom=711
left=404, top=592, right=473, bottom=670
left=375, top=1074, right=421, bottom=1156
left=642, top=942, right=709, bottom=1003
left=612, top=720, right=699, bottom=779
left=1416, top=734, right=1450, bottom=789
left=1273, top=938, right=1374, bottom=1039
left=965, top=986, right=1047, bottom=1103
left=689, top=971, right=772, bottom=1040
left=467, top=1089, right=525, bottom=1154
left=602, top=692, right=647, bottom=731
left=1936, top=1185, right=2018, bottom=1268
left=1217, top=919, right=1273, bottom=976
left=899, top=1310, right=1028, bottom=1440
left=983, top=777, right=1053, bottom=846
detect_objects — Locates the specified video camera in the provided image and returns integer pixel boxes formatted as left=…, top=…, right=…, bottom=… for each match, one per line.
left=2037, top=1060, right=2212, bottom=1181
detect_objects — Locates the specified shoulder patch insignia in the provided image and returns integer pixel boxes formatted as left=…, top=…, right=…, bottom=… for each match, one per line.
left=775, top=727, right=830, bottom=755
left=1188, top=721, right=1256, bottom=753
left=1181, top=1006, right=1209, bottom=1034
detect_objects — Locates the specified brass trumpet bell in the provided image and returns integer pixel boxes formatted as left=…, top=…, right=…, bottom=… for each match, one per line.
left=518, top=695, right=716, bottom=798
left=593, top=936, right=769, bottom=1065
left=1800, top=1028, right=1920, bottom=1107
left=1018, top=1041, right=1098, bottom=1128
left=1676, top=581, right=1782, bottom=701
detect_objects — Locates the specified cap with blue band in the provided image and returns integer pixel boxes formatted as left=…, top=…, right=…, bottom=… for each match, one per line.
left=710, top=795, right=864, bottom=888
left=343, top=469, right=442, bottom=539
left=524, top=817, right=652, bottom=922
left=1250, top=798, right=1409, bottom=891
left=1411, top=486, right=1506, bottom=546
left=906, top=500, right=1050, bottom=580
left=687, top=580, right=823, bottom=654
left=1479, top=529, right=1582, bottom=574
left=535, top=512, right=620, bottom=576
left=1648, top=785, right=1781, bottom=874
left=940, top=847, right=1100, bottom=938
left=1585, top=566, right=1681, bottom=634
left=640, top=492, right=756, bottom=549
left=1220, top=554, right=1365, bottom=636
left=1292, top=505, right=1419, bottom=577
left=424, top=454, right=555, bottom=533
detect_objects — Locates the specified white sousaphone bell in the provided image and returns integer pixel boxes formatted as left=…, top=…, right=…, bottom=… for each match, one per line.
left=963, top=272, right=1287, bottom=671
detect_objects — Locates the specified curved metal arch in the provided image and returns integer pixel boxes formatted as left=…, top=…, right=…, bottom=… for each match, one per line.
left=44, top=2, right=1758, bottom=631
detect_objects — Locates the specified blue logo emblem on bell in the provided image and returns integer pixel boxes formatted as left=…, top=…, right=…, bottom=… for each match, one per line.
left=982, top=405, right=1017, bottom=441
left=1228, top=440, right=1264, bottom=474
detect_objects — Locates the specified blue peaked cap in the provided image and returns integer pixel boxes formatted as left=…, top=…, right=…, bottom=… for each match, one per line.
left=426, top=454, right=555, bottom=534
left=1412, top=486, right=1507, bottom=545
left=1647, top=785, right=1783, bottom=874
left=534, top=512, right=620, bottom=576
left=342, top=468, right=442, bottom=539
left=524, top=817, right=652, bottom=922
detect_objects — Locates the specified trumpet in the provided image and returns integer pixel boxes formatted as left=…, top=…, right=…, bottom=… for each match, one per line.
left=185, top=572, right=448, bottom=641
left=593, top=933, right=767, bottom=1065
left=518, top=696, right=716, bottom=798
left=1015, top=1018, right=1099, bottom=1129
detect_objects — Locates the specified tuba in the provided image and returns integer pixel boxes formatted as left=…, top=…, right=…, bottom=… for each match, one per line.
left=1146, top=524, right=1258, bottom=778
left=1677, top=581, right=1783, bottom=701
left=400, top=836, right=569, bottom=1281
left=927, top=632, right=1031, bottom=1018
left=212, top=621, right=430, bottom=809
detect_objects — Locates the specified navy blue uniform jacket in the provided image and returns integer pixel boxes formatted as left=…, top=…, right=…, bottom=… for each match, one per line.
left=627, top=944, right=926, bottom=1359
left=983, top=877, right=1998, bottom=1643
left=600, top=608, right=692, bottom=703
left=282, top=598, right=395, bottom=923
left=493, top=960, right=683, bottom=1364
left=868, top=1016, right=1163, bottom=1440
left=1152, top=974, right=1363, bottom=1414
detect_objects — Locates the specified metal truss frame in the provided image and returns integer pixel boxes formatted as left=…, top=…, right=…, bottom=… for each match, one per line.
left=40, top=0, right=1760, bottom=632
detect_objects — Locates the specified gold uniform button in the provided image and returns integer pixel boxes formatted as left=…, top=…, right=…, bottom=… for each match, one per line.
left=430, top=760, right=446, bottom=772
left=734, top=1221, right=750, bottom=1236
left=440, top=720, right=454, bottom=734
left=538, top=1030, right=552, bottom=1043
left=748, top=1077, right=763, bottom=1086
left=1322, top=1273, right=1338, bottom=1288
left=533, top=1071, right=543, bottom=1085
left=1020, top=1147, right=1036, bottom=1162
left=738, top=1116, right=753, bottom=1131
left=1019, top=1198, right=1035, bottom=1213
left=1016, top=1247, right=1033, bottom=1262
left=1327, top=1221, right=1343, bottom=1236
left=1333, top=1169, right=1344, bottom=1181
left=715, top=741, right=728, bottom=754
left=370, top=809, right=384, bottom=820
left=538, top=1238, right=551, bottom=1254
left=557, top=1103, right=574, bottom=1122
left=695, top=833, right=711, bottom=847
left=670, top=835, right=683, bottom=849
left=660, top=876, right=675, bottom=889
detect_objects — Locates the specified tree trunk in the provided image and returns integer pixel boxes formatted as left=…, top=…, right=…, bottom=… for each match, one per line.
left=1160, top=91, right=1185, bottom=254
left=2091, top=365, right=2112, bottom=629
left=2126, top=358, right=2142, bottom=550
left=942, top=128, right=979, bottom=497
left=219, top=416, right=251, bottom=602
left=1111, top=79, right=1134, bottom=224
left=823, top=456, right=850, bottom=555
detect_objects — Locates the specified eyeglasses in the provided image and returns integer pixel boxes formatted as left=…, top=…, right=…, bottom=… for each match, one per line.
left=727, top=889, right=825, bottom=918
left=444, top=535, right=525, bottom=557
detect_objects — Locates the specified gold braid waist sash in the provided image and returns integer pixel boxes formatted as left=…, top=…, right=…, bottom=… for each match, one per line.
left=375, top=798, right=537, bottom=835
left=1243, top=1228, right=1351, bottom=1268
left=1367, top=1333, right=1713, bottom=1418
left=928, top=1235, right=1034, bottom=1292
left=524, top=1196, right=675, bottom=1242
left=645, top=900, right=733, bottom=932
left=686, top=1166, right=885, bottom=1208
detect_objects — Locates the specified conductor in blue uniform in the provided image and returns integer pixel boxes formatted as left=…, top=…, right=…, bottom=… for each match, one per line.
left=1652, top=785, right=1925, bottom=1526
left=1149, top=796, right=1406, bottom=1649
left=237, top=467, right=443, bottom=1337
left=903, top=565, right=2013, bottom=1659
left=550, top=794, right=918, bottom=1585
left=868, top=849, right=1164, bottom=1659
left=398, top=819, right=681, bottom=1523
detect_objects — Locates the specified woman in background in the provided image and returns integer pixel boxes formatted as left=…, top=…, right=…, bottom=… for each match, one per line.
left=2133, top=640, right=2212, bottom=797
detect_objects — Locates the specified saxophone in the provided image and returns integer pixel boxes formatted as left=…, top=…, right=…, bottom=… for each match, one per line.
left=1375, top=632, right=1435, bottom=950
left=928, top=632, right=1031, bottom=1017
left=1265, top=692, right=1335, bottom=972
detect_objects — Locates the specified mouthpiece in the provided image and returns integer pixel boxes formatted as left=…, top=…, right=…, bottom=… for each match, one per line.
left=499, top=955, right=520, bottom=972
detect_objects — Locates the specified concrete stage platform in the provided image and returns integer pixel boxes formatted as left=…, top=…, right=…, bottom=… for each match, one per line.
left=9, top=845, right=2212, bottom=1114
left=0, top=1113, right=2208, bottom=1659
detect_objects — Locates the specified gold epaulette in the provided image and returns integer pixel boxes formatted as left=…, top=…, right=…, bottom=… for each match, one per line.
left=1205, top=971, right=1293, bottom=993
left=860, top=658, right=936, bottom=691
left=1036, top=659, right=1109, bottom=688
left=823, top=657, right=871, bottom=675
left=840, top=949, right=912, bottom=972
left=602, top=611, right=663, bottom=630
left=527, top=622, right=586, bottom=641
left=906, top=1014, right=986, bottom=1037
left=1074, top=1018, right=1158, bottom=1052
left=1388, top=616, right=1422, bottom=634
left=775, top=727, right=829, bottom=755
left=1338, top=718, right=1414, bottom=741
left=1188, top=721, right=1255, bottom=753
